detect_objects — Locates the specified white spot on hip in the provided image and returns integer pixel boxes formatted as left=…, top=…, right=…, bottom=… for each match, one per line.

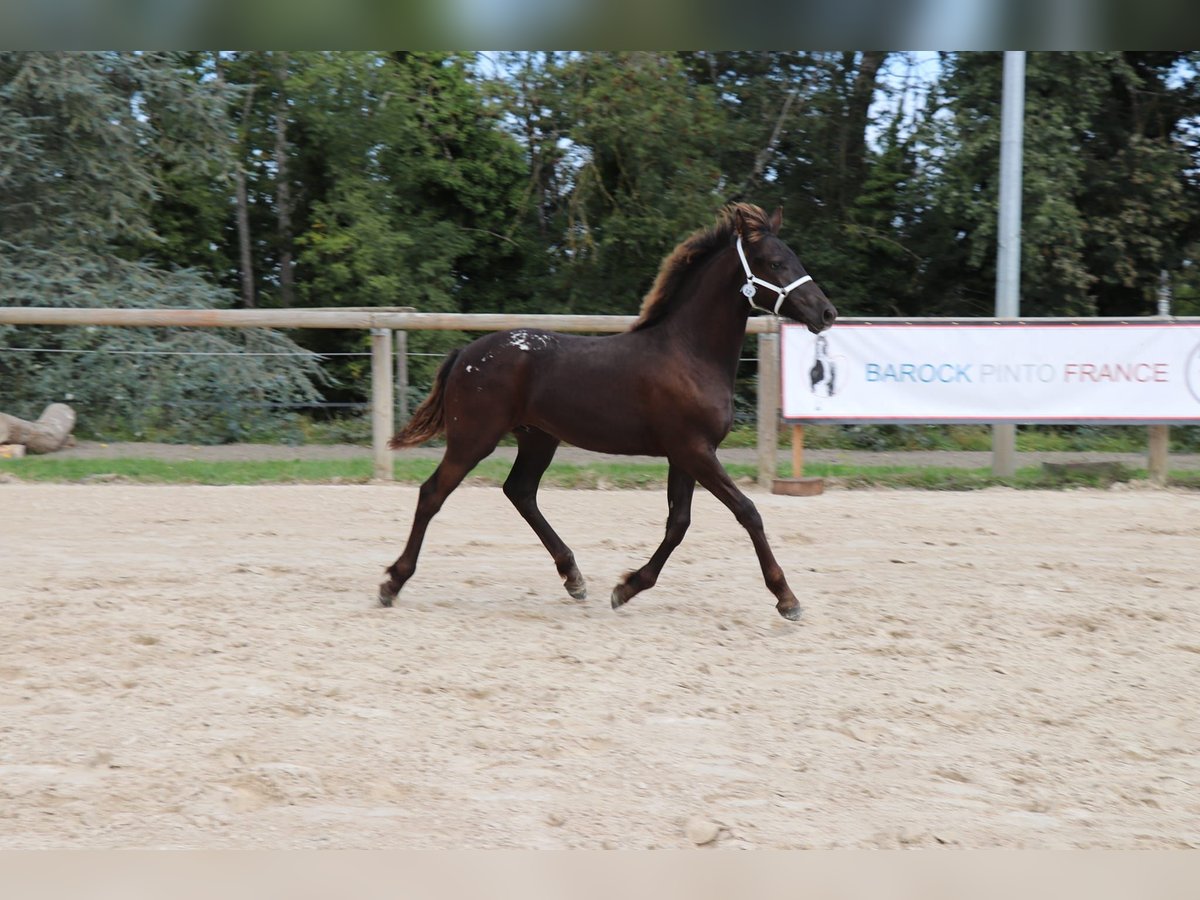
left=508, top=330, right=554, bottom=352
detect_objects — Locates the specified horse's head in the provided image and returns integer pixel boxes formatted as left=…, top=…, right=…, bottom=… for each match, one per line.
left=734, top=206, right=837, bottom=334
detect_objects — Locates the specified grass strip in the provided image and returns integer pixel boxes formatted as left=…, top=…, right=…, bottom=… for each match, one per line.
left=2, top=456, right=1196, bottom=490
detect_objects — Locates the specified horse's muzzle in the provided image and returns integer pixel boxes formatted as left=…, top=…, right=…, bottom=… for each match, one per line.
left=807, top=301, right=838, bottom=334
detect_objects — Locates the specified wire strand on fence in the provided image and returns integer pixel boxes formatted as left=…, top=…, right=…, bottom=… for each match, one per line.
left=158, top=400, right=370, bottom=409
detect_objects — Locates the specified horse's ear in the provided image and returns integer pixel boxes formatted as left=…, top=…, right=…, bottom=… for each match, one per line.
left=768, top=206, right=783, bottom=234
left=733, top=205, right=748, bottom=237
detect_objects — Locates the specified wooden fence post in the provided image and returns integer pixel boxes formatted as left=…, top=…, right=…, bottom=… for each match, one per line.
left=992, top=423, right=1017, bottom=478
left=1148, top=424, right=1169, bottom=487
left=394, top=329, right=409, bottom=425
left=371, top=328, right=394, bottom=481
left=791, top=424, right=804, bottom=478
left=757, top=332, right=780, bottom=489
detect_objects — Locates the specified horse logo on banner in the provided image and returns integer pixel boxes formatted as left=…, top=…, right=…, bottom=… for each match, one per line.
left=809, top=335, right=837, bottom=399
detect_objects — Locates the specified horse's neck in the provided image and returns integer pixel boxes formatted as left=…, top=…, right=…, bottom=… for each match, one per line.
left=661, top=249, right=751, bottom=376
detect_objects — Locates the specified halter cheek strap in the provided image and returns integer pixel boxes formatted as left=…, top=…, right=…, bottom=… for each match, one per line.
left=736, top=235, right=813, bottom=315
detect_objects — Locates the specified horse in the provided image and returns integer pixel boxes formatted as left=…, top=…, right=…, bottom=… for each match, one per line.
left=379, top=202, right=837, bottom=620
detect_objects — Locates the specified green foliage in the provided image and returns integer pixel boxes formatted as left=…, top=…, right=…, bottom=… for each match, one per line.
left=547, top=52, right=728, bottom=311
left=281, top=52, right=538, bottom=390
left=290, top=53, right=530, bottom=313
left=0, top=51, right=230, bottom=251
left=916, top=52, right=1200, bottom=317
left=0, top=52, right=323, bottom=441
left=0, top=245, right=324, bottom=443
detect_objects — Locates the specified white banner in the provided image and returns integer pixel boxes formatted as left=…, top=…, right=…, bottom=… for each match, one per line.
left=781, top=322, right=1200, bottom=423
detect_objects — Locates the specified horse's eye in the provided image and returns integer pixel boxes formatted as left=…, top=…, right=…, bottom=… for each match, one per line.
left=770, top=261, right=782, bottom=270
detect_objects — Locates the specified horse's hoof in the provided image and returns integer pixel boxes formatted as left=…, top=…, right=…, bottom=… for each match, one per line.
left=562, top=565, right=587, bottom=600
left=610, top=584, right=632, bottom=610
left=776, top=603, right=803, bottom=621
left=378, top=584, right=396, bottom=608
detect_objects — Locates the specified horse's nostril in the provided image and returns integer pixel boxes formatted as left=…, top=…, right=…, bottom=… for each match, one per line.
left=823, top=305, right=838, bottom=325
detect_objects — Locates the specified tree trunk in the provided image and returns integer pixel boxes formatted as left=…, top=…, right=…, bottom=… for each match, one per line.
left=0, top=403, right=76, bottom=453
left=732, top=84, right=803, bottom=199
left=234, top=74, right=258, bottom=309
left=235, top=165, right=255, bottom=308
left=273, top=51, right=295, bottom=308
left=215, top=53, right=257, bottom=309
left=837, top=51, right=887, bottom=212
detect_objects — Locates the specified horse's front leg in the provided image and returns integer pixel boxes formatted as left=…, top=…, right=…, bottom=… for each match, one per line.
left=503, top=427, right=587, bottom=600
left=611, top=464, right=695, bottom=609
left=678, top=451, right=802, bottom=620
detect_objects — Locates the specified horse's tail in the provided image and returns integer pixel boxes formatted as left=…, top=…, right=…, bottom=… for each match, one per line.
left=388, top=348, right=461, bottom=449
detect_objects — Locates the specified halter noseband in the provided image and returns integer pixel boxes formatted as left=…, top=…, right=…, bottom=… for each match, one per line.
left=736, top=235, right=813, bottom=315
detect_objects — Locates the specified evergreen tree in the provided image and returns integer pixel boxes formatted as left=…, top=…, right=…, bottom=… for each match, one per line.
left=0, top=51, right=321, bottom=441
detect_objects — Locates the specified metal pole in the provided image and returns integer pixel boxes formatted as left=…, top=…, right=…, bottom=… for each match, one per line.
left=370, top=328, right=395, bottom=481
left=992, top=50, right=1026, bottom=478
left=1150, top=272, right=1172, bottom=482
left=1157, top=270, right=1172, bottom=317
left=756, top=332, right=780, bottom=489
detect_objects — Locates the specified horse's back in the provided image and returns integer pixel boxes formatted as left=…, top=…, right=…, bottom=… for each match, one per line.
left=448, top=328, right=666, bottom=455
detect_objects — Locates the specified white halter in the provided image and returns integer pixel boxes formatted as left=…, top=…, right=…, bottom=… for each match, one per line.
left=736, top=235, right=813, bottom=315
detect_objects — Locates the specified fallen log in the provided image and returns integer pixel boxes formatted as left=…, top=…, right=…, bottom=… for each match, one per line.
left=0, top=403, right=76, bottom=454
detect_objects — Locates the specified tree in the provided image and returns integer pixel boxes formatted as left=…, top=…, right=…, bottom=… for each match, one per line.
left=0, top=51, right=321, bottom=441
left=914, top=52, right=1200, bottom=317
left=1080, top=52, right=1200, bottom=316
left=291, top=53, right=530, bottom=312
left=677, top=51, right=901, bottom=314
left=505, top=52, right=729, bottom=313
left=273, top=52, right=296, bottom=308
left=282, top=52, right=537, bottom=391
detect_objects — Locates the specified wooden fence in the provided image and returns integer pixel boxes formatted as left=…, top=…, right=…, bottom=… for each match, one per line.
left=0, top=307, right=1190, bottom=484
left=0, top=306, right=781, bottom=481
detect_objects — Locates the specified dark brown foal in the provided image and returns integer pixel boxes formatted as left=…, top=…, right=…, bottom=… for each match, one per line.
left=379, top=202, right=835, bottom=620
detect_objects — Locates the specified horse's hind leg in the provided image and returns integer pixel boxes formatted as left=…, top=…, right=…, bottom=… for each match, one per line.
left=380, top=416, right=505, bottom=605
left=503, top=427, right=587, bottom=599
left=611, top=463, right=695, bottom=610
left=378, top=454, right=475, bottom=606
